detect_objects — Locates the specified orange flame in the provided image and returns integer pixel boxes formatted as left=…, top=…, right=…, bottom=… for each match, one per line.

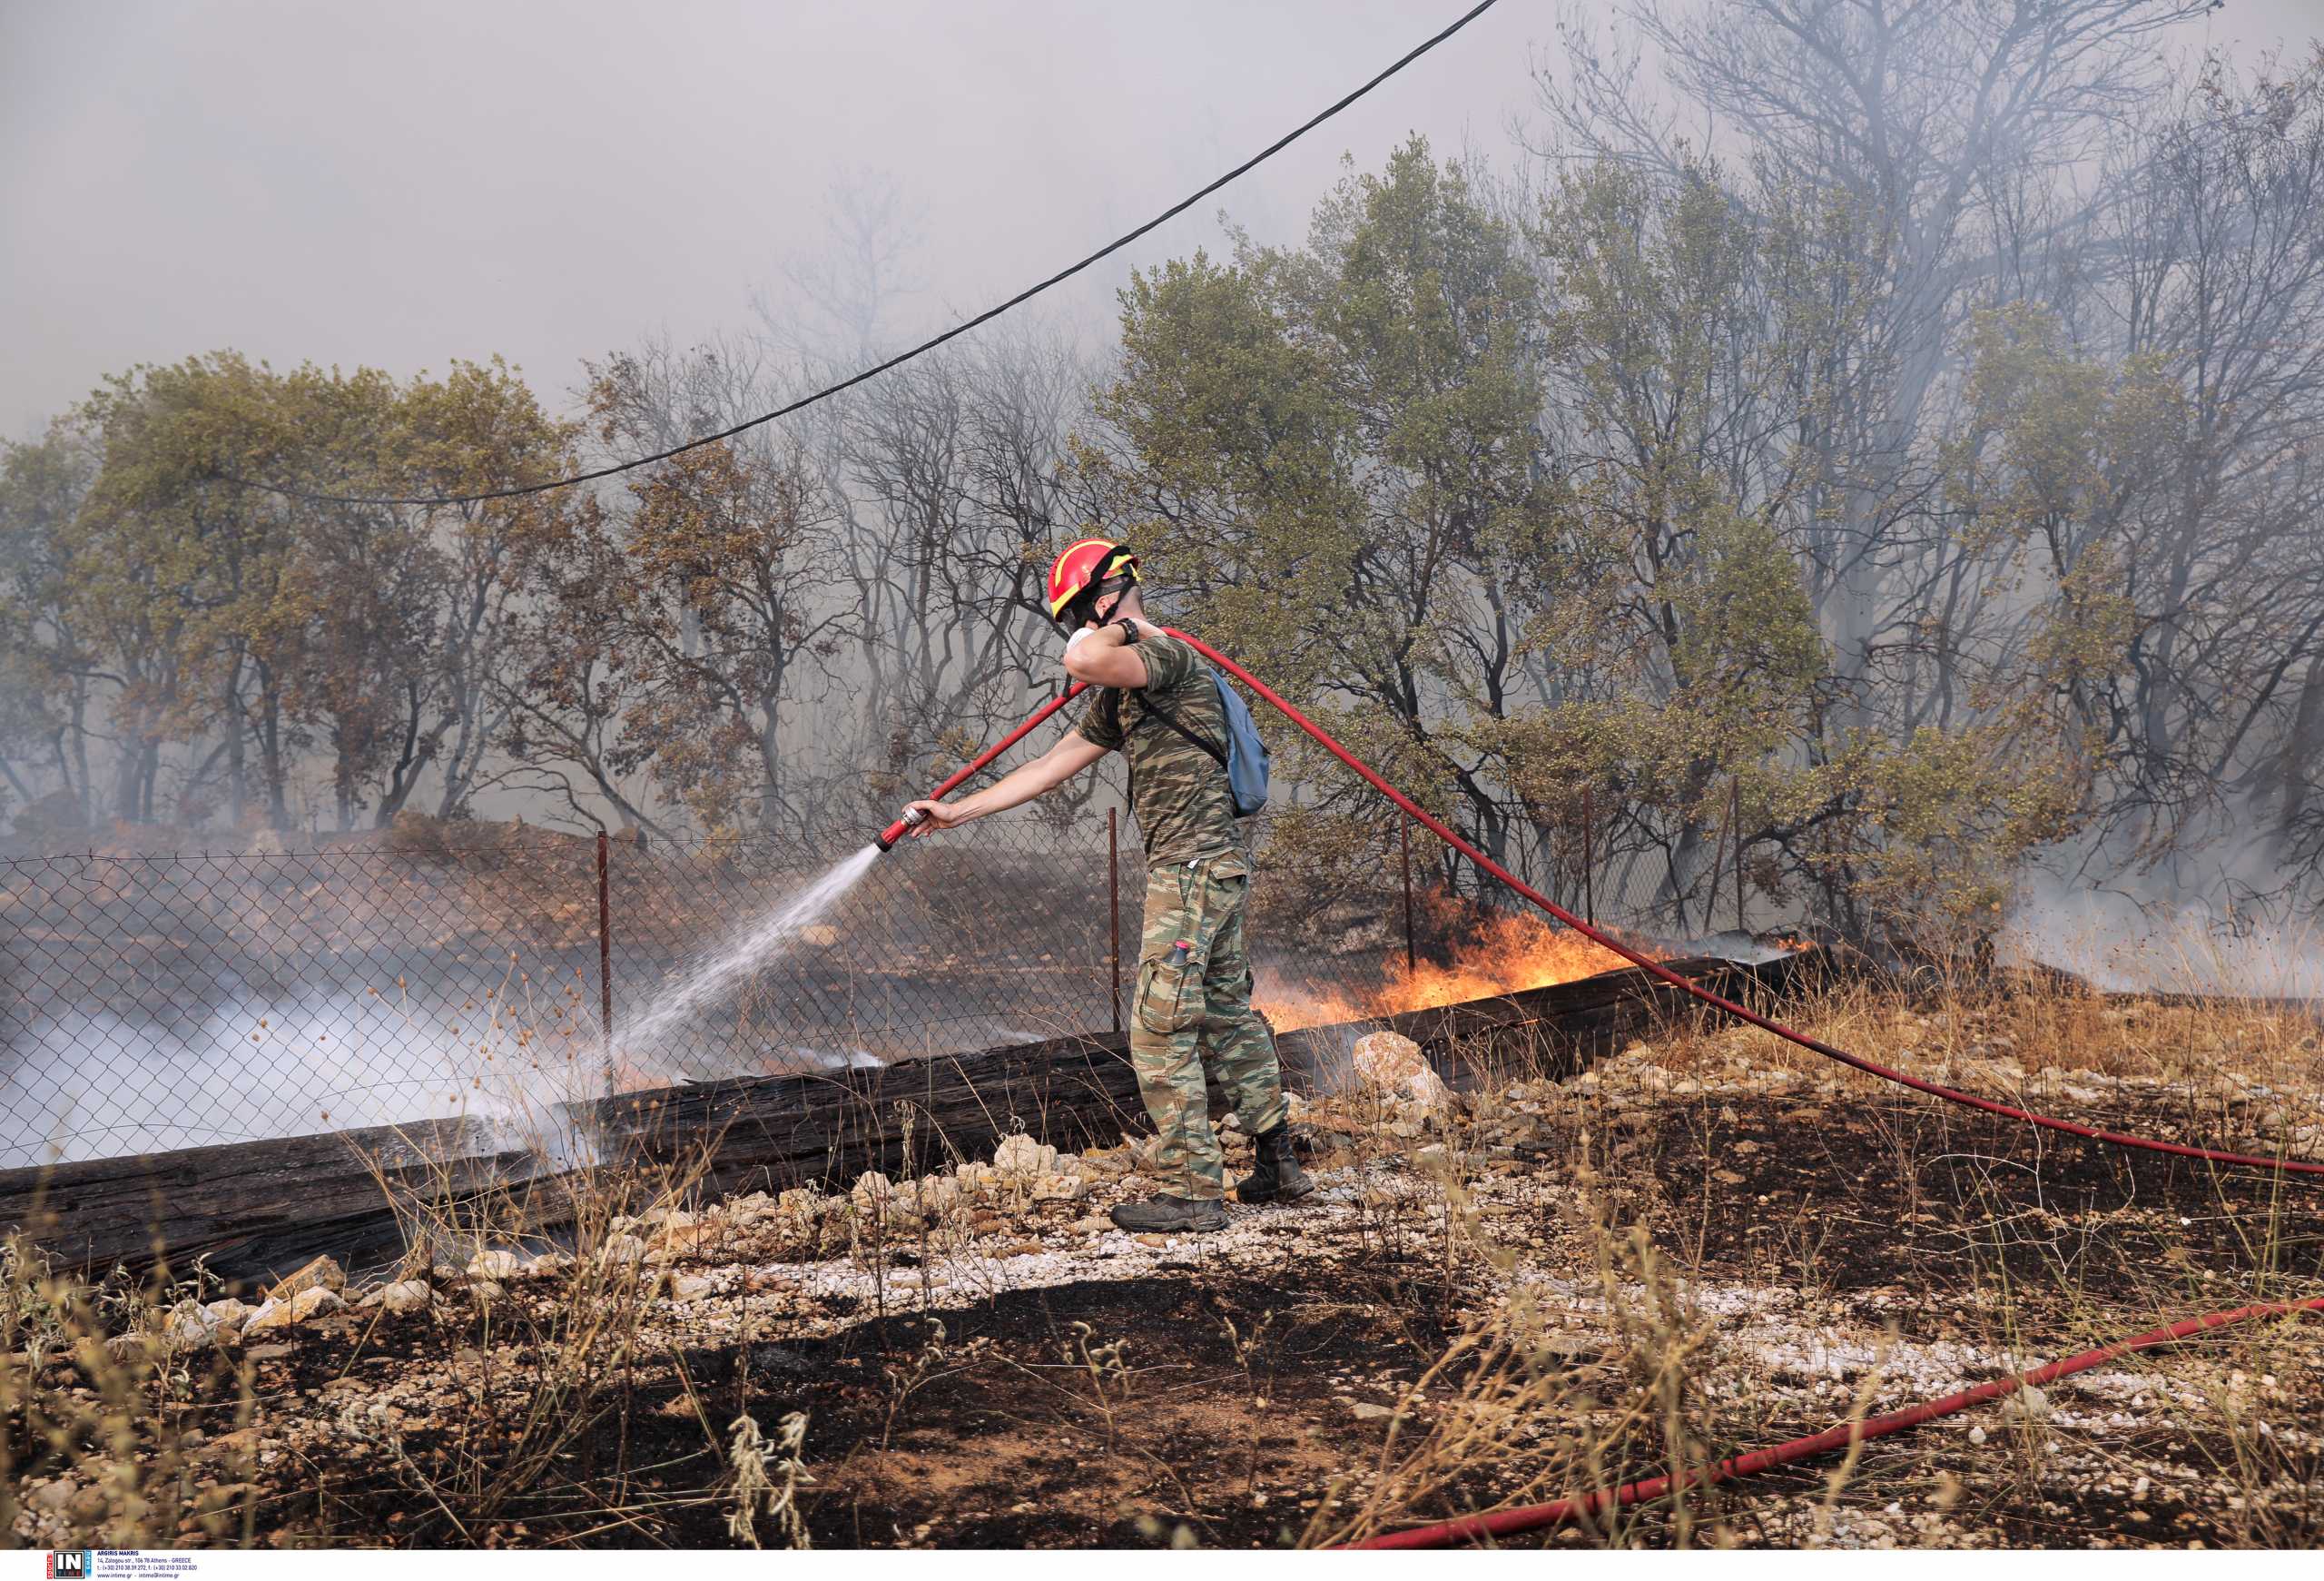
left=1257, top=907, right=1646, bottom=1033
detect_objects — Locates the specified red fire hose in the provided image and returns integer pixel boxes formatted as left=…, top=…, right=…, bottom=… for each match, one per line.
left=1351, top=1297, right=2324, bottom=1548
left=1143, top=631, right=2324, bottom=1546
left=892, top=637, right=2324, bottom=1544
left=1161, top=629, right=2324, bottom=1181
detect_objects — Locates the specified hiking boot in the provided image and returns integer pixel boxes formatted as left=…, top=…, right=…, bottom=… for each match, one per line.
left=1108, top=1195, right=1229, bottom=1233
left=1235, top=1123, right=1315, bottom=1205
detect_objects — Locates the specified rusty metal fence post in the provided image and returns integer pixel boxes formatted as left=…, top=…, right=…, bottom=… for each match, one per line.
left=1400, top=815, right=1416, bottom=975
left=1108, top=806, right=1121, bottom=1035
left=1733, top=775, right=1745, bottom=935
left=1706, top=790, right=1729, bottom=936
left=1581, top=786, right=1595, bottom=927
left=596, top=829, right=615, bottom=1095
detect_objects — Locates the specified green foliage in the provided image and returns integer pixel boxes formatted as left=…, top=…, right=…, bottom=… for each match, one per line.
left=1087, top=141, right=1557, bottom=847
left=560, top=360, right=848, bottom=838
left=22, top=353, right=593, bottom=832
left=1083, top=140, right=2096, bottom=949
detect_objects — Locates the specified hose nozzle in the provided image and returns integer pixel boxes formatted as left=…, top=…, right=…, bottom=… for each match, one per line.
left=874, top=805, right=929, bottom=852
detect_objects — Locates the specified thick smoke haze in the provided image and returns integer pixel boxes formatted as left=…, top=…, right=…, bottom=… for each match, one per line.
left=7, top=1, right=2309, bottom=440
left=5, top=0, right=2324, bottom=1048
left=2, top=0, right=1547, bottom=438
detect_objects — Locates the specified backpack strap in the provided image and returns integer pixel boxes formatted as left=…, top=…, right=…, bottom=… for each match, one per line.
left=1130, top=691, right=1228, bottom=771
left=1102, top=686, right=1228, bottom=817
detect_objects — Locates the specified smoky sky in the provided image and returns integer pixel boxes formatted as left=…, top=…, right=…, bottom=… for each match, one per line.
left=3, top=0, right=2316, bottom=441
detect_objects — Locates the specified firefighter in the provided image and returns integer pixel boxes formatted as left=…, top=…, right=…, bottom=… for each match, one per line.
left=897, top=538, right=1311, bottom=1231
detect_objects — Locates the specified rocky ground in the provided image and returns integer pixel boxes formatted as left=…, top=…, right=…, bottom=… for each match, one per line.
left=6, top=993, right=2322, bottom=1548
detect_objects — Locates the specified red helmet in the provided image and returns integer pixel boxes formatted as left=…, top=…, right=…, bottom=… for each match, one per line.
left=1046, top=537, right=1140, bottom=623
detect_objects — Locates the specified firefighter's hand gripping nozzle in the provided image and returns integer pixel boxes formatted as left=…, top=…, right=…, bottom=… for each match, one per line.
left=874, top=805, right=929, bottom=853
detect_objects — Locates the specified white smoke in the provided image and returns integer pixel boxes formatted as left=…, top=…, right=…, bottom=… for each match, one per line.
left=2003, top=877, right=2324, bottom=999
left=2, top=986, right=609, bottom=1170
left=4, top=846, right=901, bottom=1170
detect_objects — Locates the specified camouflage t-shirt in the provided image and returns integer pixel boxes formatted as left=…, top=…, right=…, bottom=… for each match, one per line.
left=1076, top=633, right=1241, bottom=865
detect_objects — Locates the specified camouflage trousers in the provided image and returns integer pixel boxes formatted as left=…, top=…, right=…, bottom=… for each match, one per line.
left=1128, top=852, right=1288, bottom=1201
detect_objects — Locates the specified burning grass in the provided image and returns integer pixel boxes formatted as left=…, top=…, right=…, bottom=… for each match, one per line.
left=6, top=967, right=2322, bottom=1549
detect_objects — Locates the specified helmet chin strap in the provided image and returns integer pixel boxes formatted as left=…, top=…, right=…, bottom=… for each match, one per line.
left=1096, top=580, right=1141, bottom=625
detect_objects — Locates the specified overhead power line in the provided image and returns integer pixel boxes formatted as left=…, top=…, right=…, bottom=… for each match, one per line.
left=238, top=0, right=1502, bottom=509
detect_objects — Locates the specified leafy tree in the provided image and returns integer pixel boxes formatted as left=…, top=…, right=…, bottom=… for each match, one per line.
left=66, top=353, right=295, bottom=825
left=1088, top=139, right=1555, bottom=876
left=0, top=424, right=101, bottom=827
left=567, top=352, right=850, bottom=836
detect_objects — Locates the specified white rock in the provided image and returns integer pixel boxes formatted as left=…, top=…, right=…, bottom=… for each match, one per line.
left=851, top=1171, right=896, bottom=1204
left=165, top=1299, right=224, bottom=1346
left=2002, top=1386, right=2051, bottom=1423
left=465, top=1280, right=507, bottom=1304
left=994, top=1134, right=1060, bottom=1176
left=290, top=1287, right=346, bottom=1320
left=599, top=1234, right=649, bottom=1265
left=669, top=1275, right=716, bottom=1303
left=1030, top=1173, right=1086, bottom=1201
left=377, top=1280, right=433, bottom=1315
left=467, top=1250, right=524, bottom=1281
left=243, top=1289, right=338, bottom=1333
left=1353, top=1032, right=1449, bottom=1109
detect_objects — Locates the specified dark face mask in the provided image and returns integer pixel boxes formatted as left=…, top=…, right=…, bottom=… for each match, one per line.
left=1061, top=572, right=1137, bottom=633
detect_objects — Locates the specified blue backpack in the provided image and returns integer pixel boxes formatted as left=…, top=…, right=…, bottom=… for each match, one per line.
left=1129, top=670, right=1271, bottom=819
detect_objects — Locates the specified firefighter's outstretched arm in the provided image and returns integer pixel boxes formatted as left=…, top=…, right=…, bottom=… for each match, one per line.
left=899, top=733, right=1107, bottom=835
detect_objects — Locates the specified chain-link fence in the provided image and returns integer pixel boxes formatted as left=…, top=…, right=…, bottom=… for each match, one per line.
left=2, top=775, right=1763, bottom=1169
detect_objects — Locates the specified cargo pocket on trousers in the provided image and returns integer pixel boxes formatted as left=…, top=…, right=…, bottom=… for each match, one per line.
left=1135, top=942, right=1204, bottom=1036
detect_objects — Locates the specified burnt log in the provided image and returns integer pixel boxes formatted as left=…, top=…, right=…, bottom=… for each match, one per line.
left=0, top=953, right=1805, bottom=1281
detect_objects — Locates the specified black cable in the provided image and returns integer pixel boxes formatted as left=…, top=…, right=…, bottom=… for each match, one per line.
left=231, top=0, right=1502, bottom=509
